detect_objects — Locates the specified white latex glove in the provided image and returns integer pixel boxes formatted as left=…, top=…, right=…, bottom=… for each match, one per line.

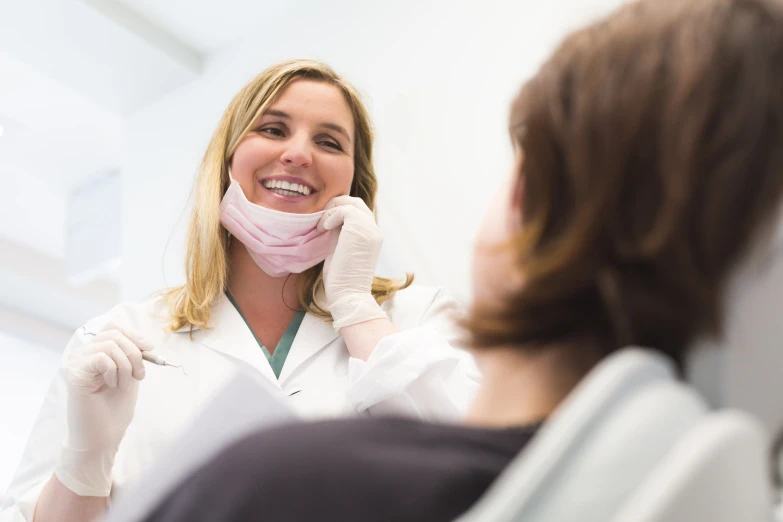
left=318, top=196, right=388, bottom=330
left=55, top=322, right=153, bottom=497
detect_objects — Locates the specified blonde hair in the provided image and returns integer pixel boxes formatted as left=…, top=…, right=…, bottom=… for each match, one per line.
left=165, top=59, right=412, bottom=332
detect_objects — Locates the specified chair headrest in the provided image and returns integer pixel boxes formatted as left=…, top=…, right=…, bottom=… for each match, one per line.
left=458, top=348, right=709, bottom=522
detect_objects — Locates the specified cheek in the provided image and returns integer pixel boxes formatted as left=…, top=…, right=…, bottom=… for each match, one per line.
left=320, top=157, right=355, bottom=196
left=232, top=138, right=276, bottom=178
left=476, top=183, right=516, bottom=251
left=472, top=239, right=511, bottom=305
left=472, top=187, right=518, bottom=303
left=229, top=156, right=255, bottom=197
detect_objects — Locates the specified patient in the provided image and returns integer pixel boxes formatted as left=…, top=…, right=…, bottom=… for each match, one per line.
left=142, top=0, right=783, bottom=520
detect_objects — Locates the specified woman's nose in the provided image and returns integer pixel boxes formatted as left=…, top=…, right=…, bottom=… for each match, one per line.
left=280, top=136, right=313, bottom=168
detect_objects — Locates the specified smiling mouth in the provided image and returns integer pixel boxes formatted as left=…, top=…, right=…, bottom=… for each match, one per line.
left=261, top=179, right=314, bottom=198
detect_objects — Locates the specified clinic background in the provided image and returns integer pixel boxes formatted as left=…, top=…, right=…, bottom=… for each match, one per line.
left=1, top=0, right=782, bottom=501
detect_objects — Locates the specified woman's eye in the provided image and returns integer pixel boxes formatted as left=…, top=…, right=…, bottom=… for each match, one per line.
left=260, top=127, right=284, bottom=137
left=319, top=139, right=342, bottom=151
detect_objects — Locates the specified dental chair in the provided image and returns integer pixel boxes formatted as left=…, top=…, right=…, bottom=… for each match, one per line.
left=456, top=348, right=773, bottom=522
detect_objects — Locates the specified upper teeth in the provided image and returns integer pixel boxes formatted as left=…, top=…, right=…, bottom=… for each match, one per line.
left=262, top=179, right=312, bottom=196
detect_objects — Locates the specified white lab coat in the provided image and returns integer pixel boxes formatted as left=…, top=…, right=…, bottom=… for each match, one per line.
left=1, top=285, right=479, bottom=522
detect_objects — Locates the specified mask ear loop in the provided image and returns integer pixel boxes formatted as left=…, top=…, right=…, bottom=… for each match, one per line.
left=282, top=273, right=301, bottom=312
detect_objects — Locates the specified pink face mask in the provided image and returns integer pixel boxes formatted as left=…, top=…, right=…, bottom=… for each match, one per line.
left=219, top=178, right=333, bottom=277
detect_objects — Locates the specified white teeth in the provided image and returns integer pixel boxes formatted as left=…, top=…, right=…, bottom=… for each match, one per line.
left=270, top=189, right=299, bottom=197
left=263, top=179, right=312, bottom=196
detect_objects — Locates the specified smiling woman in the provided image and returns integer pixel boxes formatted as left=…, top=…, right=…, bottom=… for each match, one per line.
left=170, top=60, right=399, bottom=327
left=2, top=59, right=480, bottom=522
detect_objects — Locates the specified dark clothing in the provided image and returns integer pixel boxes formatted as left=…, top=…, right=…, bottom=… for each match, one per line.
left=144, top=417, right=538, bottom=522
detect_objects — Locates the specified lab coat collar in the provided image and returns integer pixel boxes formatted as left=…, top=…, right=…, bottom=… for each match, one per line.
left=187, top=292, right=340, bottom=386
left=199, top=292, right=279, bottom=384
left=278, top=311, right=339, bottom=384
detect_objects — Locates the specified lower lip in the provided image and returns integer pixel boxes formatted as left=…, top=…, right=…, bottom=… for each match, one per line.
left=260, top=182, right=317, bottom=202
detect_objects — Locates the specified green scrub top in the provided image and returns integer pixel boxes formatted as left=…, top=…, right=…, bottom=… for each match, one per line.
left=225, top=290, right=306, bottom=379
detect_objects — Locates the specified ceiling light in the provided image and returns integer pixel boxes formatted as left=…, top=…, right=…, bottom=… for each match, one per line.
left=0, top=125, right=4, bottom=138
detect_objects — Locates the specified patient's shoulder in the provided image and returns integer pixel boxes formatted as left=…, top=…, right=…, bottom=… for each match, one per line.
left=146, top=417, right=537, bottom=522
left=216, top=417, right=535, bottom=521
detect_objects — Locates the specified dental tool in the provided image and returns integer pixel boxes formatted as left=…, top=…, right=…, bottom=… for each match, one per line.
left=82, top=327, right=187, bottom=375
left=141, top=351, right=188, bottom=375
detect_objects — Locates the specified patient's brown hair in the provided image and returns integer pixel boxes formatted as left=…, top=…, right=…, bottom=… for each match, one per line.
left=466, top=0, right=783, bottom=369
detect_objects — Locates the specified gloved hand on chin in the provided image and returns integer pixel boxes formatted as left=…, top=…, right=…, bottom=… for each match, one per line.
left=318, top=196, right=388, bottom=331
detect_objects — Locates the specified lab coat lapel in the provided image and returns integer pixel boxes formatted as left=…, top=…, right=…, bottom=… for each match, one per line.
left=278, top=312, right=339, bottom=384
left=200, top=293, right=280, bottom=386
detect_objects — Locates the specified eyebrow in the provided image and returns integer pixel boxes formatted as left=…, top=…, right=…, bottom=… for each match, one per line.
left=263, top=109, right=352, bottom=143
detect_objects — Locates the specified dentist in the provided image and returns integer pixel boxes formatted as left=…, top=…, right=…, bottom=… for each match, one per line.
left=2, top=59, right=479, bottom=522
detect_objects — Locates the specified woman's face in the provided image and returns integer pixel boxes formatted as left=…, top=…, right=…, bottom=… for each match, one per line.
left=230, top=79, right=356, bottom=214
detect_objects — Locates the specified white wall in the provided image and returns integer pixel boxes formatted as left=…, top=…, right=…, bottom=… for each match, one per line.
left=0, top=175, right=67, bottom=260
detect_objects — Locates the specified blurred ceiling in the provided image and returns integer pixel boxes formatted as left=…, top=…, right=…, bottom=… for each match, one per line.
left=114, top=0, right=300, bottom=54
left=0, top=0, right=249, bottom=339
